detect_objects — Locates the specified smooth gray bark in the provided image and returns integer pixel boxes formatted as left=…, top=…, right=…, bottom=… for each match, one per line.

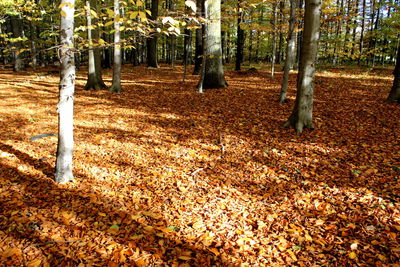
left=202, top=0, right=227, bottom=89
left=284, top=0, right=321, bottom=133
left=109, top=0, right=122, bottom=92
left=279, top=0, right=297, bottom=103
left=193, top=0, right=203, bottom=74
left=56, top=0, right=76, bottom=183
left=271, top=1, right=277, bottom=78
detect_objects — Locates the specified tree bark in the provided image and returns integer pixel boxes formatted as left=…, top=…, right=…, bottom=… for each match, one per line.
left=56, top=0, right=76, bottom=183
left=193, top=0, right=203, bottom=74
left=386, top=44, right=400, bottom=103
left=279, top=0, right=297, bottom=103
left=202, top=0, right=227, bottom=89
left=84, top=0, right=107, bottom=90
left=109, top=0, right=122, bottom=92
left=147, top=0, right=159, bottom=68
left=10, top=16, right=25, bottom=72
left=284, top=0, right=321, bottom=133
left=235, top=0, right=245, bottom=71
left=271, top=1, right=277, bottom=78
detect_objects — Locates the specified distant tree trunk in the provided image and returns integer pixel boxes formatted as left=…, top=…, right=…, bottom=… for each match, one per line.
left=284, top=0, right=321, bottom=133
left=56, top=0, right=76, bottom=183
left=10, top=16, right=24, bottom=72
left=170, top=0, right=176, bottom=68
left=109, top=0, right=122, bottom=92
left=84, top=0, right=107, bottom=90
left=277, top=0, right=285, bottom=63
left=271, top=1, right=277, bottom=78
left=30, top=21, right=38, bottom=70
left=279, top=0, right=297, bottom=103
left=359, top=0, right=366, bottom=64
left=183, top=28, right=192, bottom=81
left=202, top=0, right=227, bottom=89
left=350, top=0, right=359, bottom=56
left=193, top=0, right=203, bottom=74
left=386, top=45, right=400, bottom=103
left=147, top=0, right=159, bottom=68
left=235, top=0, right=245, bottom=71
left=296, top=0, right=304, bottom=67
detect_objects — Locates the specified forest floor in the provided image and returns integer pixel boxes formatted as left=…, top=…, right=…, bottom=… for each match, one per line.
left=0, top=64, right=399, bottom=266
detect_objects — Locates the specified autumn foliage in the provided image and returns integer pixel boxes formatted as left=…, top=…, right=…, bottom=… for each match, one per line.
left=0, top=65, right=399, bottom=266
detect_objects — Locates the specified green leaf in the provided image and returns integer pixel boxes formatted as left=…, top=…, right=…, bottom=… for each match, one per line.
left=167, top=225, right=178, bottom=231
left=110, top=224, right=120, bottom=229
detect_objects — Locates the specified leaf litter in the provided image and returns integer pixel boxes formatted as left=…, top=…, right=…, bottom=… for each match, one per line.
left=0, top=65, right=399, bottom=266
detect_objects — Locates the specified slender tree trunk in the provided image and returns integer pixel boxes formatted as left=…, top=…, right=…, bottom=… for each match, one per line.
left=183, top=28, right=192, bottom=81
left=350, top=0, right=359, bottom=56
left=147, top=0, right=159, bottom=68
left=109, top=0, right=122, bottom=92
left=202, top=0, right=227, bottom=89
left=10, top=16, right=24, bottom=72
left=84, top=0, right=107, bottom=90
left=193, top=0, right=203, bottom=74
left=30, top=21, right=38, bottom=69
left=235, top=0, right=245, bottom=71
left=359, top=0, right=366, bottom=64
left=296, top=0, right=304, bottom=67
left=56, top=0, right=76, bottom=183
left=386, top=44, right=400, bottom=102
left=279, top=0, right=297, bottom=103
left=271, top=1, right=277, bottom=78
left=277, top=0, right=285, bottom=63
left=284, top=0, right=321, bottom=133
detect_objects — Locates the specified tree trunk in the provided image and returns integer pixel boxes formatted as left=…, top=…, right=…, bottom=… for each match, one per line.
left=284, top=0, right=321, bottom=133
left=183, top=28, right=192, bottom=81
left=202, top=0, right=227, bottom=89
left=235, top=0, right=245, bottom=71
left=10, top=16, right=25, bottom=72
left=109, top=0, right=122, bottom=92
left=271, top=1, right=277, bottom=78
left=84, top=0, right=107, bottom=90
left=386, top=45, right=400, bottom=103
left=147, top=0, right=159, bottom=68
left=359, top=0, right=366, bottom=65
left=56, top=0, right=76, bottom=183
left=279, top=0, right=297, bottom=103
left=193, top=0, right=203, bottom=74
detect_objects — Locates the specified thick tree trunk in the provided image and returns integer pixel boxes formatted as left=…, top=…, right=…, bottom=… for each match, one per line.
left=56, top=0, right=76, bottom=183
left=386, top=45, right=400, bottom=103
left=109, top=0, right=122, bottom=92
left=202, top=0, right=227, bottom=89
left=279, top=0, right=297, bottom=103
left=284, top=0, right=321, bottom=133
left=183, top=28, right=192, bottom=81
left=147, top=0, right=159, bottom=68
left=193, top=0, right=203, bottom=74
left=235, top=0, right=245, bottom=71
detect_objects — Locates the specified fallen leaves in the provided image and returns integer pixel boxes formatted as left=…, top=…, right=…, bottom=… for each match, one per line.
left=0, top=66, right=399, bottom=266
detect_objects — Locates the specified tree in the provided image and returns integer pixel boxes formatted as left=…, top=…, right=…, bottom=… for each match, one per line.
left=147, top=0, right=159, bottom=68
left=202, top=0, right=227, bottom=89
left=10, top=15, right=25, bottom=71
left=193, top=0, right=203, bottom=74
left=55, top=0, right=76, bottom=183
left=284, top=0, right=321, bottom=133
left=235, top=0, right=244, bottom=71
left=386, top=44, right=400, bottom=103
left=109, top=0, right=122, bottom=93
left=84, top=0, right=107, bottom=90
left=279, top=0, right=297, bottom=103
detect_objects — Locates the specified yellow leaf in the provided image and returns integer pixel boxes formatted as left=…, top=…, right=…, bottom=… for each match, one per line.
left=11, top=211, right=19, bottom=216
left=27, top=259, right=42, bottom=267
left=208, top=247, right=220, bottom=256
left=305, top=234, right=312, bottom=241
left=104, top=21, right=114, bottom=27
left=142, top=211, right=162, bottom=220
left=143, top=225, right=154, bottom=232
left=3, top=248, right=21, bottom=258
left=315, top=219, right=325, bottom=226
left=348, top=252, right=357, bottom=259
left=377, top=254, right=386, bottom=261
left=178, top=256, right=191, bottom=260
left=287, top=250, right=297, bottom=261
left=60, top=10, right=67, bottom=17
left=98, top=212, right=107, bottom=217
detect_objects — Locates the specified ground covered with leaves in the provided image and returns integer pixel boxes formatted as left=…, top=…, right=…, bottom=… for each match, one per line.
left=0, top=64, right=399, bottom=266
